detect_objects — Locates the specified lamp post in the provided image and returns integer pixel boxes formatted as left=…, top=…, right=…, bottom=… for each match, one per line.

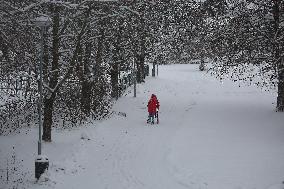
left=34, top=16, right=51, bottom=180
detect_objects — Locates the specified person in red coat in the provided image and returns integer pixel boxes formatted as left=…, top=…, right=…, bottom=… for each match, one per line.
left=147, top=94, right=160, bottom=124
left=151, top=94, right=160, bottom=117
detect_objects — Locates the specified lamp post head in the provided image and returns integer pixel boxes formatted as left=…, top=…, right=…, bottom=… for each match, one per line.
left=34, top=16, right=51, bottom=27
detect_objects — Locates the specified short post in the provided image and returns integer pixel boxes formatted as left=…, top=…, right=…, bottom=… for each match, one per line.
left=146, top=64, right=149, bottom=76
left=152, top=62, right=156, bottom=77
left=157, top=63, right=159, bottom=76
left=134, top=70, right=137, bottom=98
left=132, top=58, right=137, bottom=97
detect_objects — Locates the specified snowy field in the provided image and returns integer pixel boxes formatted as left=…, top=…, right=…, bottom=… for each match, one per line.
left=1, top=64, right=284, bottom=189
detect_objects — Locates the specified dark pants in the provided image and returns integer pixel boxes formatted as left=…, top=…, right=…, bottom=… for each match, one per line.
left=148, top=112, right=155, bottom=123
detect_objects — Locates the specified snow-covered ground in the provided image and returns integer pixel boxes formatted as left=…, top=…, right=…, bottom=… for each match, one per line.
left=1, top=64, right=284, bottom=189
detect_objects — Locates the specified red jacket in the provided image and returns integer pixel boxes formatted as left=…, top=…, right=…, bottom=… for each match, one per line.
left=148, top=95, right=160, bottom=113
left=148, top=99, right=156, bottom=113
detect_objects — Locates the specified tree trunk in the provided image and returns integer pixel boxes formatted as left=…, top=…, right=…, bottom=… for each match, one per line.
left=110, top=63, right=119, bottom=99
left=81, top=80, right=92, bottom=116
left=277, top=70, right=284, bottom=111
left=80, top=40, right=92, bottom=116
left=42, top=94, right=56, bottom=142
left=42, top=5, right=60, bottom=141
left=110, top=17, right=123, bottom=98
left=136, top=6, right=146, bottom=83
left=136, top=54, right=145, bottom=82
left=273, top=0, right=284, bottom=111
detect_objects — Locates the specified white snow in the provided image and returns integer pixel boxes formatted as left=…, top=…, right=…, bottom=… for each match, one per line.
left=1, top=64, right=284, bottom=189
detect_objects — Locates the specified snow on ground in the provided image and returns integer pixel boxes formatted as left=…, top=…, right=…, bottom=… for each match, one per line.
left=1, top=64, right=284, bottom=189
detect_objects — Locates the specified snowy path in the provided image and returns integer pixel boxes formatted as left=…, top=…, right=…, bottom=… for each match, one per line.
left=1, top=64, right=284, bottom=189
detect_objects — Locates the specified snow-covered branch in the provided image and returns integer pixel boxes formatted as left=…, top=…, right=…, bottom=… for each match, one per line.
left=119, top=6, right=141, bottom=16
